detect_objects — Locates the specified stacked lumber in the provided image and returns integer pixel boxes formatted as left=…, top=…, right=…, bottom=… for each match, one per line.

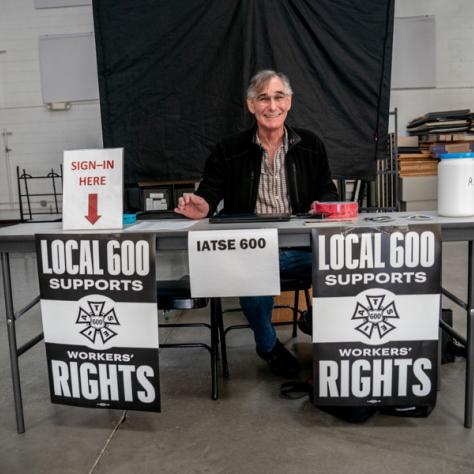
left=399, top=110, right=474, bottom=177
left=398, top=135, right=437, bottom=177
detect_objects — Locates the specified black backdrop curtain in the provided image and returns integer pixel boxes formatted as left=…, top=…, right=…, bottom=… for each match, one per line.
left=93, top=0, right=394, bottom=185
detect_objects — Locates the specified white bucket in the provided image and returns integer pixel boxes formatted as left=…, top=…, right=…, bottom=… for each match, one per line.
left=438, top=153, right=474, bottom=217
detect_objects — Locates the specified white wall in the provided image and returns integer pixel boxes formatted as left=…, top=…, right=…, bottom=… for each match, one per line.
left=0, top=0, right=101, bottom=219
left=391, top=0, right=474, bottom=134
left=1, top=0, right=473, bottom=219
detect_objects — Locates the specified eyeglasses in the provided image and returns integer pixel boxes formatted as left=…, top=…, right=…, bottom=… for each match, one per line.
left=253, top=93, right=289, bottom=104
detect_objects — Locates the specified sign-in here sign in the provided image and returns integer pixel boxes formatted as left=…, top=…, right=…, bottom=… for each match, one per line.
left=62, top=148, right=123, bottom=230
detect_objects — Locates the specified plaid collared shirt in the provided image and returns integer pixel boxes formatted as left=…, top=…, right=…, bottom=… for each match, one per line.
left=254, top=129, right=292, bottom=214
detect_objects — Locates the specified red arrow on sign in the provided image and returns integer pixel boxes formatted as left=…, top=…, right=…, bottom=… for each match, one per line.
left=85, top=193, right=101, bottom=225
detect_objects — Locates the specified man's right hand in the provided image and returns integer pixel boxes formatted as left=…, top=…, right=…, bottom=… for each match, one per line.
left=174, top=193, right=210, bottom=220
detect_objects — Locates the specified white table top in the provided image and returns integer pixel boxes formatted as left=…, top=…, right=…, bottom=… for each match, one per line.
left=1, top=211, right=474, bottom=251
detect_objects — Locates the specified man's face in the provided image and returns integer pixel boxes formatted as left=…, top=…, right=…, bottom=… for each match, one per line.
left=247, top=76, right=292, bottom=133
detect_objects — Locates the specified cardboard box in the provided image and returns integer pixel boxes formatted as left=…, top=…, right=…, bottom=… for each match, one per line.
left=400, top=200, right=437, bottom=212
left=398, top=135, right=419, bottom=147
left=399, top=176, right=437, bottom=201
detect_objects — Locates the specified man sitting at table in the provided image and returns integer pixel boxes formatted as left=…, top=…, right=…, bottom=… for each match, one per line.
left=175, top=70, right=338, bottom=377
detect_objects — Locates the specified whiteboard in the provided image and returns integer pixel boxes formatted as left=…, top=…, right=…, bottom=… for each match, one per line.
left=391, top=16, right=436, bottom=89
left=38, top=33, right=99, bottom=104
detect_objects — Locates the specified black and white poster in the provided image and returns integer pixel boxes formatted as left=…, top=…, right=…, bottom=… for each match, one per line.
left=312, top=225, right=441, bottom=407
left=36, top=233, right=160, bottom=411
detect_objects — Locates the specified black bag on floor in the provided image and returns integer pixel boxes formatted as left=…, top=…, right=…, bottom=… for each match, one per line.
left=281, top=378, right=434, bottom=423
left=280, top=380, right=377, bottom=423
left=440, top=308, right=467, bottom=363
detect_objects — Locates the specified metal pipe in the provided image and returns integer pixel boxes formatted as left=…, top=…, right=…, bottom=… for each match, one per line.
left=22, top=170, right=32, bottom=221
left=442, top=288, right=468, bottom=310
left=14, top=295, right=40, bottom=320
left=17, top=333, right=44, bottom=357
left=50, top=169, right=59, bottom=214
left=439, top=320, right=467, bottom=347
left=16, top=166, right=24, bottom=222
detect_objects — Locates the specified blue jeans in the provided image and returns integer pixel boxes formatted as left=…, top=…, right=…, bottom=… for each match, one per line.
left=239, top=249, right=312, bottom=353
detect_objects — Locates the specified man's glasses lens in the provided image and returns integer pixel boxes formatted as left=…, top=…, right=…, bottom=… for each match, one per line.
left=256, top=94, right=287, bottom=104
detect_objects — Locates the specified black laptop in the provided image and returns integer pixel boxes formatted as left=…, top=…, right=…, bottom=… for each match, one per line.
left=209, top=213, right=291, bottom=224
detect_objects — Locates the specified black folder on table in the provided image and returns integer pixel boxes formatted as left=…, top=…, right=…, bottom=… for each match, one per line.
left=407, top=109, right=471, bottom=128
left=209, top=213, right=291, bottom=224
left=136, top=210, right=188, bottom=220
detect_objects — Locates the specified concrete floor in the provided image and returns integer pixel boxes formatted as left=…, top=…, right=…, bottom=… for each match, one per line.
left=1, top=242, right=473, bottom=474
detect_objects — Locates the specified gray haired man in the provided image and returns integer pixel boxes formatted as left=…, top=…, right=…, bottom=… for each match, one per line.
left=176, top=70, right=338, bottom=377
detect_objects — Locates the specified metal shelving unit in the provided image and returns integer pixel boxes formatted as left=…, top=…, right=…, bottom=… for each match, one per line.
left=337, top=108, right=400, bottom=212
left=16, top=166, right=63, bottom=222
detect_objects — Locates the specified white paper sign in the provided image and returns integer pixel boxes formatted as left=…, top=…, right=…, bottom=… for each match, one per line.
left=188, top=228, right=280, bottom=297
left=62, top=148, right=123, bottom=230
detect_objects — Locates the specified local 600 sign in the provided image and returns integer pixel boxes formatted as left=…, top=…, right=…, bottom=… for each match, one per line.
left=312, top=225, right=441, bottom=407
left=35, top=233, right=160, bottom=412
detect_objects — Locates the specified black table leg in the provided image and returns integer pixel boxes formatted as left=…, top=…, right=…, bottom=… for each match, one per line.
left=465, top=241, right=474, bottom=428
left=216, top=298, right=229, bottom=378
left=1, top=252, right=25, bottom=434
left=210, top=298, right=219, bottom=400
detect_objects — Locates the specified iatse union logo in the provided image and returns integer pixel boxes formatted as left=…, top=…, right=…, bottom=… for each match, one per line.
left=76, top=299, right=120, bottom=344
left=352, top=294, right=399, bottom=340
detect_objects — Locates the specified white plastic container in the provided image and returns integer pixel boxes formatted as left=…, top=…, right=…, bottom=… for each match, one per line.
left=438, top=153, right=474, bottom=217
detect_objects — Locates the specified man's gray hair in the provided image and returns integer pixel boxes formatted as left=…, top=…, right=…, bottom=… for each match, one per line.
left=247, top=70, right=293, bottom=98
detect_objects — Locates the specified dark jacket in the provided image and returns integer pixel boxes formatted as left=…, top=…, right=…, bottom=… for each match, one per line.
left=195, top=126, right=338, bottom=216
